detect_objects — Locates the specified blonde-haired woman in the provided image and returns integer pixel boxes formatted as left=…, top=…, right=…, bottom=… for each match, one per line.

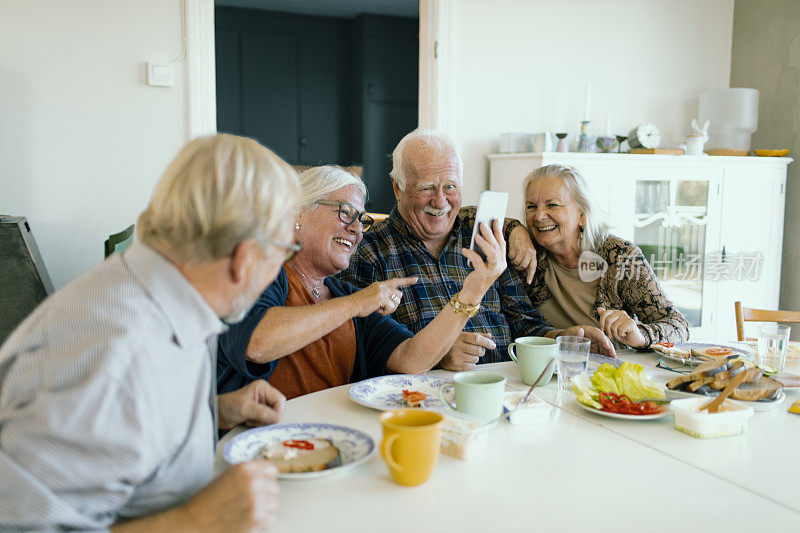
left=218, top=165, right=508, bottom=399
left=522, top=164, right=689, bottom=348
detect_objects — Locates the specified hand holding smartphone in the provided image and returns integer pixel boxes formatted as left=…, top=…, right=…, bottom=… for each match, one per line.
left=469, top=191, right=508, bottom=262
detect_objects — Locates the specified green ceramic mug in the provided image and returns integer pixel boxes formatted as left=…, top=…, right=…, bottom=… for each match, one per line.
left=507, top=336, right=557, bottom=386
left=439, top=371, right=506, bottom=422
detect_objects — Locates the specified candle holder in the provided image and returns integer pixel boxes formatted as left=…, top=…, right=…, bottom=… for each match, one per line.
left=555, top=133, right=568, bottom=152
left=578, top=121, right=596, bottom=153
left=615, top=135, right=628, bottom=153
left=596, top=136, right=617, bottom=153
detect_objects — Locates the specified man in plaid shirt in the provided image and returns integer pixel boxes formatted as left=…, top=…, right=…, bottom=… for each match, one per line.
left=339, top=130, right=614, bottom=370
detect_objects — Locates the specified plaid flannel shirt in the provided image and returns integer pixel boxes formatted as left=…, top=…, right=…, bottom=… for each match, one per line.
left=338, top=207, right=554, bottom=363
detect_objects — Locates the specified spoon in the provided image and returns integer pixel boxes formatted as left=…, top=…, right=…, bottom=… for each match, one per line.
left=477, top=358, right=555, bottom=428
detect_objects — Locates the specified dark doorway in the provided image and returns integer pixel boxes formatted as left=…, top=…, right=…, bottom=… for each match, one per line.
left=215, top=4, right=419, bottom=213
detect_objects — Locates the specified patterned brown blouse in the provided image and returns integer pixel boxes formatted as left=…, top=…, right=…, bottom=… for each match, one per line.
left=526, top=234, right=690, bottom=348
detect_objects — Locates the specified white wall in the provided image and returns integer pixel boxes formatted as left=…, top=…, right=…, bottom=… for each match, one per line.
left=0, top=1, right=190, bottom=288
left=730, top=0, right=800, bottom=324
left=447, top=0, right=735, bottom=203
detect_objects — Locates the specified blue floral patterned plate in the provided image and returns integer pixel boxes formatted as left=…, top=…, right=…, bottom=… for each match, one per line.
left=347, top=374, right=450, bottom=411
left=223, top=423, right=375, bottom=479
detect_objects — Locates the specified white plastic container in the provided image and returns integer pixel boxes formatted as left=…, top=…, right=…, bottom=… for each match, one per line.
left=671, top=398, right=754, bottom=439
left=503, top=391, right=552, bottom=425
left=698, top=88, right=759, bottom=152
left=439, top=412, right=492, bottom=460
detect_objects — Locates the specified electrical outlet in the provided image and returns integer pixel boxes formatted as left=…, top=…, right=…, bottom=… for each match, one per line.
left=147, top=63, right=174, bottom=87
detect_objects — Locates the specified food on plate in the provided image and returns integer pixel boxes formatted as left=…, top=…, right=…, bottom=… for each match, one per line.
left=597, top=391, right=665, bottom=415
left=401, top=389, right=426, bottom=408
left=667, top=359, right=783, bottom=401
left=651, top=342, right=691, bottom=358
left=691, top=345, right=733, bottom=359
left=261, top=438, right=340, bottom=473
left=728, top=376, right=783, bottom=401
left=686, top=360, right=746, bottom=392
left=671, top=398, right=754, bottom=438
left=572, top=362, right=665, bottom=415
left=789, top=399, right=800, bottom=415
left=591, top=362, right=664, bottom=402
left=666, top=357, right=735, bottom=390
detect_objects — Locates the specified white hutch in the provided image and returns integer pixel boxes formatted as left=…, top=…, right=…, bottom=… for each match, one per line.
left=487, top=152, right=792, bottom=341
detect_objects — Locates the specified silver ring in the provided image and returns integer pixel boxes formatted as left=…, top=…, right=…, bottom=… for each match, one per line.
left=390, top=294, right=400, bottom=303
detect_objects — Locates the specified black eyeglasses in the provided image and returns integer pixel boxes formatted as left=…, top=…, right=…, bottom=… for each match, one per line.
left=316, top=200, right=374, bottom=231
left=269, top=238, right=302, bottom=261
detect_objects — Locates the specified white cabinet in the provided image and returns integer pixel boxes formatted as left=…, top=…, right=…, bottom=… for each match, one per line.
left=488, top=152, right=791, bottom=341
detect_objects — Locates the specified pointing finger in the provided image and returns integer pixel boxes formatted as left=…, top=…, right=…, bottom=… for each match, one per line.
left=389, top=276, right=419, bottom=288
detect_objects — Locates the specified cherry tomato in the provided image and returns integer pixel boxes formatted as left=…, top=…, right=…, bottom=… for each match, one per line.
left=283, top=439, right=315, bottom=450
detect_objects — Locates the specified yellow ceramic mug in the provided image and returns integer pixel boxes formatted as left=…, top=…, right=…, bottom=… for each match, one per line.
left=379, top=409, right=443, bottom=487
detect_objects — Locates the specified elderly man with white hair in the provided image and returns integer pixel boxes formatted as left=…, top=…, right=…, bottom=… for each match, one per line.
left=340, top=129, right=615, bottom=370
left=0, top=134, right=299, bottom=532
left=216, top=164, right=508, bottom=400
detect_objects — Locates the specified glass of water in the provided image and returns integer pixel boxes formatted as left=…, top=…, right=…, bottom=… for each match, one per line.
left=557, top=336, right=591, bottom=392
left=757, top=324, right=791, bottom=372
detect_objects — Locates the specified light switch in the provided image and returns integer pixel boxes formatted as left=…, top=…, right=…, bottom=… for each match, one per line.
left=147, top=62, right=174, bottom=87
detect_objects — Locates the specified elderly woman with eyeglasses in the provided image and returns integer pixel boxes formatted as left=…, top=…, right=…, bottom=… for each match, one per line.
left=216, top=165, right=507, bottom=399
left=521, top=164, right=689, bottom=349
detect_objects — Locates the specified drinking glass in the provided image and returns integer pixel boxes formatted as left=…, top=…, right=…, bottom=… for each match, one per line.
left=757, top=324, right=790, bottom=372
left=557, top=336, right=590, bottom=392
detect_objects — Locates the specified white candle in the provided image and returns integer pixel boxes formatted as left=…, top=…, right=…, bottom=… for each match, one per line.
left=583, top=83, right=591, bottom=121
left=605, top=112, right=612, bottom=136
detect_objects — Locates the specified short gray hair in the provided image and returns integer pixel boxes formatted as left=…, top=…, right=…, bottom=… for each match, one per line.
left=523, top=164, right=610, bottom=253
left=390, top=129, right=463, bottom=191
left=298, top=166, right=367, bottom=211
left=138, top=133, right=300, bottom=263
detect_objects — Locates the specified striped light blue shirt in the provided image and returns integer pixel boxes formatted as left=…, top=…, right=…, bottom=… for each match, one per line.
left=0, top=240, right=226, bottom=530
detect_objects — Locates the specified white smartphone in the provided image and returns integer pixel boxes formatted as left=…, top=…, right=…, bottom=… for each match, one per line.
left=469, top=191, right=509, bottom=261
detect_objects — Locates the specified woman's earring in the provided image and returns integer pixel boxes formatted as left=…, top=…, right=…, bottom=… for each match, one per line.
left=295, top=223, right=301, bottom=231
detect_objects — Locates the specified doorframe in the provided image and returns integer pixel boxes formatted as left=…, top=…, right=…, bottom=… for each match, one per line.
left=419, top=0, right=455, bottom=131
left=186, top=0, right=217, bottom=139
left=186, top=0, right=449, bottom=138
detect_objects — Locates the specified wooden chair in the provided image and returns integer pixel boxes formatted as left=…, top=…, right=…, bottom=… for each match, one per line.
left=366, top=212, right=389, bottom=224
left=104, top=224, right=135, bottom=258
left=734, top=300, right=800, bottom=341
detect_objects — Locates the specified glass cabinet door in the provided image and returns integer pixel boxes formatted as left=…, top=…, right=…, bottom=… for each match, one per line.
left=633, top=179, right=710, bottom=328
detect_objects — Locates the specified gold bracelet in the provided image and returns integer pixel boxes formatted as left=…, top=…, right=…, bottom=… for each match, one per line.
left=448, top=293, right=480, bottom=318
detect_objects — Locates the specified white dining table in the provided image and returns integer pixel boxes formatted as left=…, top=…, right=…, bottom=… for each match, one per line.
left=215, top=350, right=800, bottom=532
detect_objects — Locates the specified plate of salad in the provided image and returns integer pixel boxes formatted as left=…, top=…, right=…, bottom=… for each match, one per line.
left=571, top=362, right=671, bottom=420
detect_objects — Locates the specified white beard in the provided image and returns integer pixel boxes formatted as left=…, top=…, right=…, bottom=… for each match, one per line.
left=222, top=275, right=263, bottom=324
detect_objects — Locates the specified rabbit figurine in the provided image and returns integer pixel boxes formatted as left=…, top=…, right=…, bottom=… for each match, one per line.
left=685, top=119, right=710, bottom=155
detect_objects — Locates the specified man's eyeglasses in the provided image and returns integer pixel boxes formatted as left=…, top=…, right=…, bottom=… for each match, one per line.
left=316, top=200, right=374, bottom=232
left=270, top=239, right=302, bottom=261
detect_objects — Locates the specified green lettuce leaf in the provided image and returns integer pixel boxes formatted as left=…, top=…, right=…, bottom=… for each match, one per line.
left=571, top=373, right=602, bottom=409
left=614, top=362, right=665, bottom=402
left=590, top=364, right=620, bottom=395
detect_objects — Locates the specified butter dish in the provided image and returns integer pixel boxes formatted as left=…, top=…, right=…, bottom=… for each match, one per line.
left=503, top=391, right=552, bottom=425
left=671, top=397, right=754, bottom=438
left=440, top=412, right=492, bottom=460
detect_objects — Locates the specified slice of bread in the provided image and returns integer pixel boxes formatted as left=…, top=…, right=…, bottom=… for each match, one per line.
left=652, top=343, right=691, bottom=358
left=262, top=438, right=340, bottom=473
left=730, top=377, right=782, bottom=401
